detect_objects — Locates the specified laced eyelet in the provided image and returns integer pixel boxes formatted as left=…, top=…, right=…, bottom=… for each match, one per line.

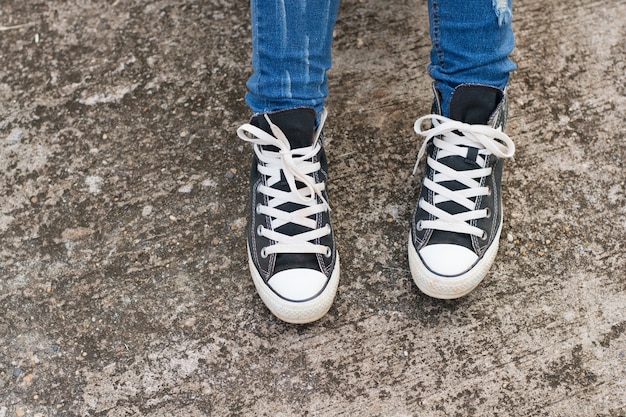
left=324, top=246, right=332, bottom=257
left=486, top=186, right=492, bottom=196
left=255, top=204, right=262, bottom=214
left=485, top=208, right=492, bottom=219
left=416, top=220, right=424, bottom=231
left=260, top=247, right=268, bottom=258
left=480, top=230, right=488, bottom=241
left=256, top=225, right=264, bottom=236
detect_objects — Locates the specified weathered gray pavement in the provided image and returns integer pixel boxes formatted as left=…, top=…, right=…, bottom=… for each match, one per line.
left=1, top=0, right=625, bottom=416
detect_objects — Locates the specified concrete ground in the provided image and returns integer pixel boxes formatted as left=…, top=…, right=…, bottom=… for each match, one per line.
left=1, top=0, right=624, bottom=415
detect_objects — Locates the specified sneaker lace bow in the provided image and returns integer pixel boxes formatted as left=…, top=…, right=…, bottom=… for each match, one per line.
left=413, top=115, right=515, bottom=237
left=237, top=111, right=331, bottom=256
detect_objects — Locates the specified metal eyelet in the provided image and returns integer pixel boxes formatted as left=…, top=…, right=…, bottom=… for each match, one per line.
left=260, top=247, right=268, bottom=258
left=480, top=230, right=488, bottom=241
left=324, top=246, right=332, bottom=257
left=256, top=225, right=264, bottom=236
left=486, top=186, right=492, bottom=196
left=485, top=208, right=492, bottom=219
left=416, top=220, right=424, bottom=231
left=255, top=204, right=262, bottom=214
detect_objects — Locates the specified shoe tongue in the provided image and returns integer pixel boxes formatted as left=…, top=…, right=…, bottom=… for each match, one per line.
left=254, top=108, right=317, bottom=149
left=253, top=109, right=321, bottom=272
left=428, top=85, right=503, bottom=249
left=254, top=108, right=319, bottom=239
left=449, top=85, right=503, bottom=125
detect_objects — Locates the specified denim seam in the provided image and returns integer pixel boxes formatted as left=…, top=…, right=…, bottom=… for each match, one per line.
left=429, top=0, right=445, bottom=70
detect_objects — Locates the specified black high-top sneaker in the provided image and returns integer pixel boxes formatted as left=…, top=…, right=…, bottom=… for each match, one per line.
left=237, top=107, right=340, bottom=323
left=409, top=84, right=515, bottom=299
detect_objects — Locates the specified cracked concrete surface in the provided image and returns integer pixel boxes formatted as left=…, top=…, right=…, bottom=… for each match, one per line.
left=1, top=0, right=625, bottom=416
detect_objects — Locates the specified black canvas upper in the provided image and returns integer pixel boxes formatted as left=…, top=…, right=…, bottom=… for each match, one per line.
left=411, top=84, right=508, bottom=261
left=247, top=108, right=337, bottom=288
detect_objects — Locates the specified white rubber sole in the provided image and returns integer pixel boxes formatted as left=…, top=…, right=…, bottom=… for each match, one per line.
left=408, top=226, right=502, bottom=299
left=247, top=245, right=340, bottom=324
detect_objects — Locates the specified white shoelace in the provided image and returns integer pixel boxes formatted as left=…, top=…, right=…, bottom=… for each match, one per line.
left=237, top=110, right=331, bottom=257
left=413, top=115, right=515, bottom=238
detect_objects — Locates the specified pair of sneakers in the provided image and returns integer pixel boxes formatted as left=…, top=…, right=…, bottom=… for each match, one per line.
left=236, top=84, right=515, bottom=324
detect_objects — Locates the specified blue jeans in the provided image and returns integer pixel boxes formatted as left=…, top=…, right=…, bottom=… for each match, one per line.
left=246, top=0, right=516, bottom=117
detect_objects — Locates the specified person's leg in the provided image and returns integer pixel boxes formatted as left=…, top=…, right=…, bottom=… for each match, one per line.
left=246, top=0, right=339, bottom=116
left=409, top=0, right=517, bottom=299
left=427, top=0, right=516, bottom=116
left=238, top=0, right=341, bottom=324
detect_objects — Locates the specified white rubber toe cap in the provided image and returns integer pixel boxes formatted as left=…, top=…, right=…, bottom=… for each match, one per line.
left=419, top=244, right=478, bottom=276
left=268, top=269, right=328, bottom=301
